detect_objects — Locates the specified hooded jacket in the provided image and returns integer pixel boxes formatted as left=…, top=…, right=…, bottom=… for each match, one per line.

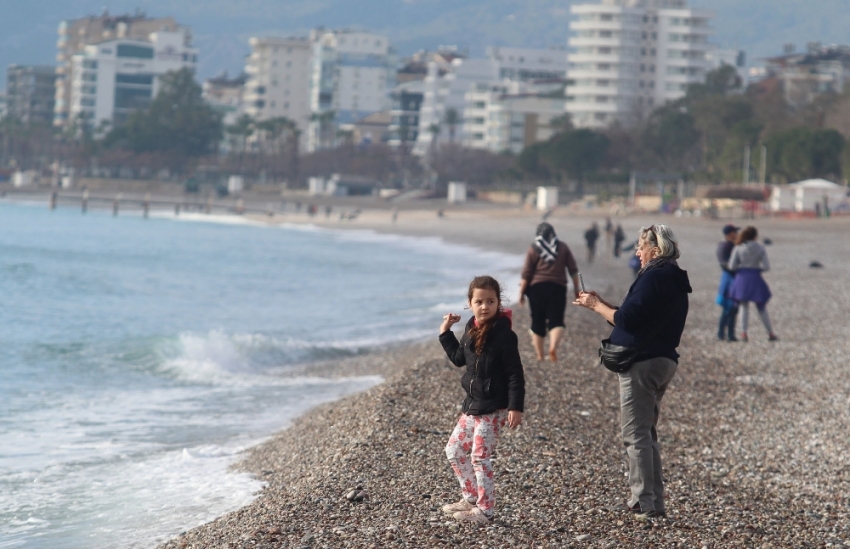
left=439, top=315, right=525, bottom=415
left=610, top=261, right=692, bottom=363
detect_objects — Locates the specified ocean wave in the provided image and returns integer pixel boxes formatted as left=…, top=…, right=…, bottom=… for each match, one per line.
left=155, top=329, right=429, bottom=384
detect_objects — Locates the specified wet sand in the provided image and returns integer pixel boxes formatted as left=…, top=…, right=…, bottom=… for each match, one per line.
left=160, top=210, right=850, bottom=548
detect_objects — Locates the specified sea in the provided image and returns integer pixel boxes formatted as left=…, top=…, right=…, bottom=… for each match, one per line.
left=0, top=201, right=522, bottom=549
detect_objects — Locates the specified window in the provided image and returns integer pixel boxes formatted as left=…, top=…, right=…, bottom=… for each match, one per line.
left=115, top=74, right=153, bottom=85
left=114, top=87, right=151, bottom=109
left=116, top=44, right=154, bottom=59
left=83, top=60, right=98, bottom=69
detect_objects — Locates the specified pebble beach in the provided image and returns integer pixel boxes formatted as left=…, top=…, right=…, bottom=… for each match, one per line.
left=160, top=211, right=850, bottom=549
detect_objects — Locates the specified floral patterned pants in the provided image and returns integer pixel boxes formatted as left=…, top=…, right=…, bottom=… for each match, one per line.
left=444, top=410, right=507, bottom=516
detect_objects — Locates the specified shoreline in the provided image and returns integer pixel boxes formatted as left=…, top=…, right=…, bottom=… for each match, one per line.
left=156, top=212, right=850, bottom=548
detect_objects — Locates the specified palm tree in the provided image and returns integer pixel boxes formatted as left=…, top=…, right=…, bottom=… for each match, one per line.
left=225, top=114, right=255, bottom=173
left=256, top=116, right=295, bottom=181
left=443, top=108, right=460, bottom=143
left=310, top=110, right=336, bottom=150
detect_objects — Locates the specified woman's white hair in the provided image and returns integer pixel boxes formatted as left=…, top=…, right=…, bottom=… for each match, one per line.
left=639, top=224, right=680, bottom=260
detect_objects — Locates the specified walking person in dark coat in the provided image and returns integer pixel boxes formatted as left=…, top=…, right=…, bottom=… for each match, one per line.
left=613, top=224, right=626, bottom=258
left=584, top=222, right=600, bottom=263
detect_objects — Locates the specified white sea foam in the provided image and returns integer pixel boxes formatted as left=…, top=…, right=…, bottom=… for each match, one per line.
left=152, top=211, right=268, bottom=226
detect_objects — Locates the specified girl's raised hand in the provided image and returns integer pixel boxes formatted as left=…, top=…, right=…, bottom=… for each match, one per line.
left=440, top=313, right=462, bottom=334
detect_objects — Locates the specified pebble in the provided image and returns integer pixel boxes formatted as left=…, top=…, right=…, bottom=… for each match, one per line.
left=156, top=218, right=850, bottom=549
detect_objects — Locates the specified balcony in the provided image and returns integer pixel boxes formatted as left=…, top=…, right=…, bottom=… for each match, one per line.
left=570, top=37, right=637, bottom=49
left=571, top=20, right=641, bottom=32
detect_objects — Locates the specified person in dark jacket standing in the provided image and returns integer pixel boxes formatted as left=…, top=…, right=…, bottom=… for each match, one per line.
left=518, top=222, right=581, bottom=362
left=573, top=224, right=691, bottom=520
left=584, top=222, right=600, bottom=263
left=716, top=224, right=739, bottom=341
left=439, top=275, right=525, bottom=524
left=613, top=223, right=626, bottom=258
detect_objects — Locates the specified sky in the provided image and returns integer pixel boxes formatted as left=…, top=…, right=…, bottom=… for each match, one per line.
left=0, top=0, right=848, bottom=88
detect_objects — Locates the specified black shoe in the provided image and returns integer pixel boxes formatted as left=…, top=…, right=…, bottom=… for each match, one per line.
left=727, top=336, right=738, bottom=342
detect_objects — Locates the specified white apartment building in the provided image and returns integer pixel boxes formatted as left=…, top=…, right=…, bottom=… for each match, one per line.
left=414, top=57, right=498, bottom=154
left=202, top=72, right=246, bottom=128
left=243, top=36, right=313, bottom=147
left=488, top=46, right=569, bottom=82
left=307, top=29, right=395, bottom=151
left=54, top=13, right=181, bottom=128
left=463, top=84, right=568, bottom=153
left=68, top=29, right=196, bottom=131
left=566, top=0, right=712, bottom=129
left=414, top=46, right=569, bottom=155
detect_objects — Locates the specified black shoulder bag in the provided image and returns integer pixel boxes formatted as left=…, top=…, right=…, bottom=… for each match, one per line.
left=598, top=298, right=678, bottom=373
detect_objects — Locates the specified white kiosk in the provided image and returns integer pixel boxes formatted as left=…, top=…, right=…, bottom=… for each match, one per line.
left=447, top=181, right=467, bottom=203
left=536, top=186, right=559, bottom=210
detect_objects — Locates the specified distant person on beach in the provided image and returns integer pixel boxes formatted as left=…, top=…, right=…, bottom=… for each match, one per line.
left=584, top=222, right=600, bottom=263
left=716, top=224, right=740, bottom=341
left=728, top=226, right=778, bottom=342
left=439, top=276, right=525, bottom=524
left=604, top=217, right=614, bottom=253
left=614, top=224, right=626, bottom=258
left=518, top=222, right=581, bottom=361
left=573, top=224, right=691, bottom=520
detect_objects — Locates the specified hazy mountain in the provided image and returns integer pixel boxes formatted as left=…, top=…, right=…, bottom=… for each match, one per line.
left=1, top=0, right=847, bottom=87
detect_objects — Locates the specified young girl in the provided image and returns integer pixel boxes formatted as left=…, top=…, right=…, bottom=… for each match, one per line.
left=438, top=275, right=525, bottom=524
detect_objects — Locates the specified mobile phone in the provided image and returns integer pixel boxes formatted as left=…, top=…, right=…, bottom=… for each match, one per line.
left=578, top=273, right=586, bottom=293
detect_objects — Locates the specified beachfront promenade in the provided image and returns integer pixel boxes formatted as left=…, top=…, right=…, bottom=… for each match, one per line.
left=149, top=210, right=850, bottom=549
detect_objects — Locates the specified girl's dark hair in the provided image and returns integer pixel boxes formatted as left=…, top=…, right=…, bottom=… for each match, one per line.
left=736, top=226, right=758, bottom=245
left=467, top=275, right=503, bottom=354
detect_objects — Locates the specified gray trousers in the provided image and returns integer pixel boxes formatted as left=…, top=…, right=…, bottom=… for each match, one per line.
left=618, top=356, right=678, bottom=513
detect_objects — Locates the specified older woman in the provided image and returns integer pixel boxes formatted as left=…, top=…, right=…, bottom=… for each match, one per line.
left=518, top=222, right=581, bottom=362
left=573, top=224, right=691, bottom=519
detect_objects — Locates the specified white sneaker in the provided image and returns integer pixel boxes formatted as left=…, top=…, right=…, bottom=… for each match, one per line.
left=441, top=498, right=475, bottom=515
left=452, top=507, right=493, bottom=524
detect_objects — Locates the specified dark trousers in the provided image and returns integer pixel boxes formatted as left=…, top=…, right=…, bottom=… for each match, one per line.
left=717, top=302, right=738, bottom=340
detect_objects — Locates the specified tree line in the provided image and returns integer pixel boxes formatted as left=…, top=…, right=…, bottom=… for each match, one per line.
left=2, top=65, right=849, bottom=191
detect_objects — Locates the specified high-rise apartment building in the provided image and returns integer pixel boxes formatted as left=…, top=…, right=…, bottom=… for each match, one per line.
left=566, top=0, right=712, bottom=128
left=6, top=65, right=57, bottom=126
left=414, top=46, right=569, bottom=154
left=307, top=29, right=396, bottom=151
left=68, top=29, right=196, bottom=130
left=463, top=83, right=568, bottom=154
left=243, top=37, right=313, bottom=149
left=55, top=12, right=181, bottom=128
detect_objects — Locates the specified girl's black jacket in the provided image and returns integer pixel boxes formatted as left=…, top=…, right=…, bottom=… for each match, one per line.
left=439, top=315, right=525, bottom=416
